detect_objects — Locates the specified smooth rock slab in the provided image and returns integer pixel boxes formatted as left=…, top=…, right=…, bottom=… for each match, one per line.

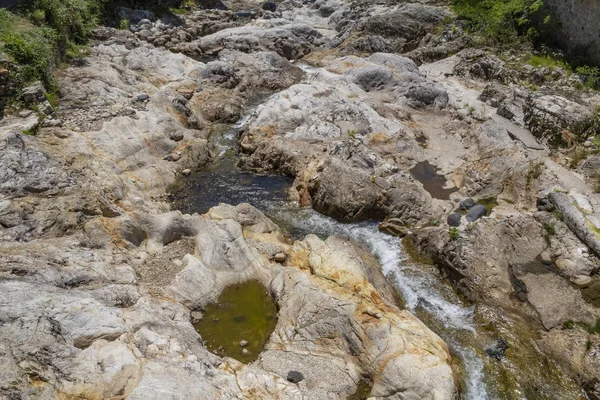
left=466, top=204, right=487, bottom=222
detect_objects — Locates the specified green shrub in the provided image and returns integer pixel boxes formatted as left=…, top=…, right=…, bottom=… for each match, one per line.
left=0, top=10, right=57, bottom=86
left=448, top=227, right=459, bottom=240
left=453, top=0, right=548, bottom=41
left=118, top=18, right=129, bottom=30
left=575, top=65, right=600, bottom=90
left=527, top=54, right=571, bottom=71
left=20, top=0, right=102, bottom=45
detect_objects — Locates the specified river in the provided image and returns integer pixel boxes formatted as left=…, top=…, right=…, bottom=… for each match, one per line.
left=171, top=83, right=501, bottom=398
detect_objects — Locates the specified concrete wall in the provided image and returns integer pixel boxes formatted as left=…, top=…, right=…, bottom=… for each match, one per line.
left=544, top=0, right=600, bottom=66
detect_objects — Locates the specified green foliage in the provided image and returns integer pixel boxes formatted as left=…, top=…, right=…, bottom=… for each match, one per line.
left=452, top=0, right=548, bottom=42
left=562, top=319, right=600, bottom=334
left=448, top=227, right=459, bottom=240
left=525, top=160, right=545, bottom=189
left=118, top=18, right=129, bottom=30
left=44, top=90, right=59, bottom=107
left=569, top=148, right=589, bottom=168
left=0, top=10, right=57, bottom=86
left=526, top=54, right=571, bottom=71
left=575, top=65, right=600, bottom=90
left=65, top=41, right=90, bottom=59
left=0, top=0, right=101, bottom=99
left=21, top=0, right=102, bottom=45
left=542, top=221, right=555, bottom=244
left=169, top=7, right=190, bottom=15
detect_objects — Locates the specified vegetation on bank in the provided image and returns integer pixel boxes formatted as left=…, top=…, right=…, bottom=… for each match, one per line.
left=452, top=0, right=549, bottom=41
left=0, top=0, right=103, bottom=104
left=452, top=0, right=600, bottom=90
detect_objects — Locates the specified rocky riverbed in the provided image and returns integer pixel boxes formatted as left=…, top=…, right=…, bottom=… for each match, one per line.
left=1, top=0, right=600, bottom=399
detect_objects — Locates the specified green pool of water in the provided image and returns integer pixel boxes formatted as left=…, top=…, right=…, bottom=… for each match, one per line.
left=348, top=379, right=372, bottom=400
left=194, top=280, right=277, bottom=363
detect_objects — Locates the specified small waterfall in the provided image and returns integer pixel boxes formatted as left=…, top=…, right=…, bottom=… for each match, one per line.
left=267, top=206, right=491, bottom=400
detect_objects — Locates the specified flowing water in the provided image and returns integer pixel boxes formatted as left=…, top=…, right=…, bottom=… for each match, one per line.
left=173, top=89, right=494, bottom=399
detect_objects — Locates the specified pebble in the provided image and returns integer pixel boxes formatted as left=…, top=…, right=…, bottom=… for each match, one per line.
left=447, top=213, right=462, bottom=227
left=459, top=198, right=475, bottom=210
left=286, top=370, right=304, bottom=383
left=466, top=204, right=487, bottom=222
left=540, top=251, right=552, bottom=265
left=239, top=340, right=248, bottom=347
left=163, top=151, right=182, bottom=162
left=273, top=253, right=286, bottom=262
left=555, top=258, right=576, bottom=272
left=169, top=130, right=184, bottom=141
left=570, top=275, right=592, bottom=288
left=182, top=169, right=192, bottom=176
left=241, top=348, right=249, bottom=355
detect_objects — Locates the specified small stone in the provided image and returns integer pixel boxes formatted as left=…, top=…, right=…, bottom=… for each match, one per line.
left=555, top=258, right=576, bottom=272
left=286, top=370, right=304, bottom=383
left=21, top=82, right=45, bottom=104
left=177, top=88, right=195, bottom=100
left=378, top=219, right=409, bottom=237
left=182, top=169, right=192, bottom=176
left=466, top=204, right=487, bottom=223
left=135, top=93, right=149, bottom=102
left=262, top=2, right=277, bottom=11
left=19, top=110, right=33, bottom=118
left=241, top=348, right=249, bottom=355
left=584, top=140, right=592, bottom=148
left=153, top=38, right=167, bottom=47
left=459, top=198, right=475, bottom=210
left=163, top=151, right=182, bottom=161
left=273, top=253, right=286, bottom=263
left=169, top=130, right=184, bottom=141
left=39, top=100, right=54, bottom=115
left=190, top=310, right=203, bottom=323
left=239, top=340, right=248, bottom=347
left=447, top=213, right=462, bottom=227
left=485, top=338, right=509, bottom=360
left=540, top=251, right=552, bottom=265
left=570, top=275, right=592, bottom=288
left=138, top=29, right=153, bottom=40
left=137, top=18, right=152, bottom=27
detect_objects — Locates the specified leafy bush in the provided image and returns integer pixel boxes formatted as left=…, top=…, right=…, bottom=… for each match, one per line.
left=0, top=0, right=101, bottom=97
left=452, top=0, right=549, bottom=42
left=118, top=18, right=129, bottom=30
left=575, top=65, right=600, bottom=90
left=20, top=0, right=102, bottom=45
left=0, top=9, right=57, bottom=86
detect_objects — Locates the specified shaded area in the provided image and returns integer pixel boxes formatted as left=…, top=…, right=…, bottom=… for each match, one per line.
left=410, top=161, right=457, bottom=200
left=171, top=97, right=293, bottom=215
left=348, top=379, right=372, bottom=400
left=174, top=156, right=292, bottom=215
left=194, top=280, right=277, bottom=363
left=581, top=280, right=600, bottom=308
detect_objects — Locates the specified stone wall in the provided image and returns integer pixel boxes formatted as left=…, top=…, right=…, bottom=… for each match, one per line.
left=545, top=0, right=600, bottom=66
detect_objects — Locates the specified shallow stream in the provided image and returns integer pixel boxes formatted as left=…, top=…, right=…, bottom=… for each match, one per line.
left=171, top=95, right=500, bottom=399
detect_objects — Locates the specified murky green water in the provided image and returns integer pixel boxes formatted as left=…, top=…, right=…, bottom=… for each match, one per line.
left=194, top=280, right=277, bottom=363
